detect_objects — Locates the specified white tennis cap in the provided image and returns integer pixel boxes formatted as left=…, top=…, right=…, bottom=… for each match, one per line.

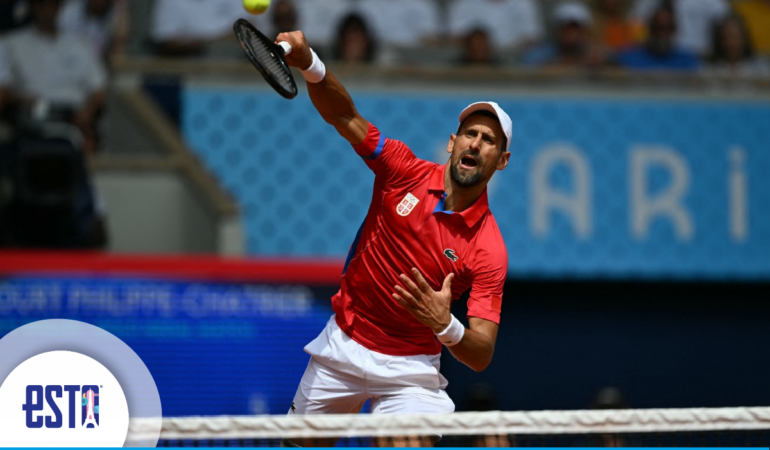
left=458, top=101, right=512, bottom=152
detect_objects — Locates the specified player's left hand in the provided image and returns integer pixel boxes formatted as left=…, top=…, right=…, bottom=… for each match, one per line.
left=393, top=268, right=454, bottom=334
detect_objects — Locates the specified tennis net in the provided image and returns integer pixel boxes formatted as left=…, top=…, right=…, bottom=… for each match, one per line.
left=128, top=407, right=770, bottom=447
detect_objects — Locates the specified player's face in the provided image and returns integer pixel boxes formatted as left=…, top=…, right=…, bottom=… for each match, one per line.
left=447, top=115, right=510, bottom=188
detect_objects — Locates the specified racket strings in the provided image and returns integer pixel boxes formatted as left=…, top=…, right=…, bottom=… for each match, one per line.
left=244, top=29, right=293, bottom=90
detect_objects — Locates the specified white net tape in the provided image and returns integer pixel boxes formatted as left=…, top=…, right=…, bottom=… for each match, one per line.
left=127, top=407, right=770, bottom=444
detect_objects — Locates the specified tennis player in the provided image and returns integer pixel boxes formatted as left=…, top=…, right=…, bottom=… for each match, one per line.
left=277, top=30, right=510, bottom=433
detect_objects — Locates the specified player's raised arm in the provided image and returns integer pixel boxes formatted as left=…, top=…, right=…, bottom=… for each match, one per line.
left=276, top=31, right=369, bottom=146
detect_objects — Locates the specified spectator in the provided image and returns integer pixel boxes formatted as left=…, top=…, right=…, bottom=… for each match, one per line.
left=616, top=4, right=700, bottom=71
left=591, top=0, right=645, bottom=51
left=0, top=42, right=11, bottom=193
left=271, top=0, right=297, bottom=35
left=631, top=0, right=730, bottom=57
left=332, top=13, right=376, bottom=64
left=57, top=0, right=129, bottom=61
left=449, top=0, right=543, bottom=52
left=0, top=42, right=10, bottom=112
left=0, top=86, right=8, bottom=118
left=0, top=0, right=107, bottom=250
left=732, top=0, right=770, bottom=57
left=0, top=0, right=107, bottom=155
left=522, top=1, right=604, bottom=68
left=294, top=0, right=352, bottom=49
left=706, top=15, right=770, bottom=77
left=151, top=0, right=245, bottom=57
left=0, top=0, right=31, bottom=35
left=460, top=27, right=497, bottom=66
left=358, top=0, right=440, bottom=48
left=0, top=136, right=108, bottom=249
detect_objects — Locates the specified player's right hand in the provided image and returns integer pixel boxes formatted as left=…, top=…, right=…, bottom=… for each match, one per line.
left=275, top=31, right=313, bottom=72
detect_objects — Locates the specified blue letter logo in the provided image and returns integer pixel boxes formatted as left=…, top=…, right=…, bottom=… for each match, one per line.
left=23, top=385, right=100, bottom=429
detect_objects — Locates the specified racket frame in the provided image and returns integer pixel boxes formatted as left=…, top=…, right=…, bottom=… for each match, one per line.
left=233, top=18, right=298, bottom=100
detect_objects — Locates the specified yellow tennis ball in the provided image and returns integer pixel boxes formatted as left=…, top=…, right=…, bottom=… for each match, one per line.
left=243, top=0, right=270, bottom=15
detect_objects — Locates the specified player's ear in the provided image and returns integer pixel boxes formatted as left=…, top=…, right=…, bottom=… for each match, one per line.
left=496, top=150, right=510, bottom=171
left=446, top=134, right=456, bottom=154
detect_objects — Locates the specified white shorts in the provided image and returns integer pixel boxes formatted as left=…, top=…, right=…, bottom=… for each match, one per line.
left=289, top=315, right=455, bottom=416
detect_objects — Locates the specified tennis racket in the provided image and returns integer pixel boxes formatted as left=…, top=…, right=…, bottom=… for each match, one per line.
left=233, top=18, right=298, bottom=100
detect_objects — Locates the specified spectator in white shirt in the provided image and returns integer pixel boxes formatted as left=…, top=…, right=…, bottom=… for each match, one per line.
left=522, top=1, right=603, bottom=68
left=294, top=0, right=353, bottom=49
left=631, top=0, right=730, bottom=56
left=57, top=0, right=128, bottom=60
left=1, top=0, right=106, bottom=155
left=449, top=0, right=543, bottom=51
left=358, top=0, right=441, bottom=48
left=151, top=0, right=246, bottom=57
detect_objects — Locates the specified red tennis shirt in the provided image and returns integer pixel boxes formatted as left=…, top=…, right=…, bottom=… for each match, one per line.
left=332, top=123, right=508, bottom=356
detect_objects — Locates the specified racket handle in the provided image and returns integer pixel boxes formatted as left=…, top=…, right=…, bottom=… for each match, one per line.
left=278, top=41, right=292, bottom=55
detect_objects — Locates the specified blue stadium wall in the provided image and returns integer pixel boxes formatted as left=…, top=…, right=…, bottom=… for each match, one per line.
left=182, top=88, right=770, bottom=280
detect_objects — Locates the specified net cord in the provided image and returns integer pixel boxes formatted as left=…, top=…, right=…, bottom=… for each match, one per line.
left=127, top=407, right=770, bottom=442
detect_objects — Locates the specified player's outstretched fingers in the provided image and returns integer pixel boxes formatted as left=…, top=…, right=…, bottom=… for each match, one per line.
left=411, top=268, right=433, bottom=293
left=394, top=285, right=417, bottom=305
left=399, top=273, right=422, bottom=298
left=392, top=292, right=419, bottom=312
left=392, top=292, right=409, bottom=308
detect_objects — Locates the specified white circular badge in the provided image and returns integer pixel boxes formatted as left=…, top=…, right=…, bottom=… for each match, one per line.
left=0, top=351, right=130, bottom=447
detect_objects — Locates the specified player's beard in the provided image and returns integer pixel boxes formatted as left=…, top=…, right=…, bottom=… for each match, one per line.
left=450, top=150, right=485, bottom=187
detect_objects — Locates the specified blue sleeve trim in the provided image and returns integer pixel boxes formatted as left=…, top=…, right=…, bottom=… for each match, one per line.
left=362, top=134, right=385, bottom=160
left=342, top=218, right=367, bottom=274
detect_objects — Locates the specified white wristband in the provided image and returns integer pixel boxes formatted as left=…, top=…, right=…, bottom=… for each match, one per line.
left=301, top=48, right=326, bottom=83
left=435, top=315, right=465, bottom=347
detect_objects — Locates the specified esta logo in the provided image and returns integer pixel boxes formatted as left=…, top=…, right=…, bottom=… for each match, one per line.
left=23, top=385, right=100, bottom=429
